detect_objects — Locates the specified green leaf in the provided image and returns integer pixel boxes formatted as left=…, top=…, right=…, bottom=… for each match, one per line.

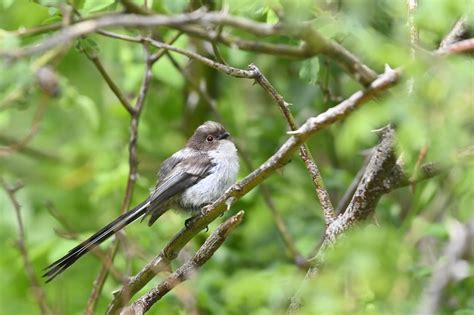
left=299, top=57, right=320, bottom=85
left=82, top=0, right=116, bottom=14
left=266, top=9, right=279, bottom=25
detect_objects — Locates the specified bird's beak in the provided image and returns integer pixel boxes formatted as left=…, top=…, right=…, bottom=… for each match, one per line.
left=218, top=132, right=230, bottom=140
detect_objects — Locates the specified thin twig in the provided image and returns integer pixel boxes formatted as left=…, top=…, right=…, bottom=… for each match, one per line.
left=0, top=179, right=53, bottom=315
left=107, top=67, right=401, bottom=313
left=0, top=96, right=48, bottom=157
left=82, top=49, right=134, bottom=114
left=289, top=127, right=398, bottom=314
left=335, top=157, right=370, bottom=215
left=120, top=1, right=377, bottom=86
left=84, top=43, right=153, bottom=315
left=249, top=63, right=336, bottom=225
left=287, top=126, right=457, bottom=314
left=4, top=10, right=377, bottom=86
left=149, top=32, right=182, bottom=63
left=145, top=38, right=258, bottom=78
left=237, top=144, right=309, bottom=269
left=129, top=211, right=245, bottom=314
left=163, top=53, right=307, bottom=269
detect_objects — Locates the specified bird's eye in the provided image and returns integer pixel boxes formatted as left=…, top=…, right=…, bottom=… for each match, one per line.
left=206, top=135, right=214, bottom=142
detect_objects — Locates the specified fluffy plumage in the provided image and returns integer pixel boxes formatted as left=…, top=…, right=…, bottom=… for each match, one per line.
left=43, top=121, right=239, bottom=282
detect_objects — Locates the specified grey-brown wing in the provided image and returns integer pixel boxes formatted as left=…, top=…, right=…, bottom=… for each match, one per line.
left=145, top=152, right=214, bottom=225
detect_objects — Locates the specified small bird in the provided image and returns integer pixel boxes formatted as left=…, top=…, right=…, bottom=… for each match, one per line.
left=43, top=121, right=239, bottom=282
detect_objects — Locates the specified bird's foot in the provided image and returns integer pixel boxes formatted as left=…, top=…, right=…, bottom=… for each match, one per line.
left=184, top=215, right=199, bottom=228
left=200, top=203, right=212, bottom=216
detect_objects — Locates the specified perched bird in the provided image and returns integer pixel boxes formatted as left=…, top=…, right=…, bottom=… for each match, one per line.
left=43, top=121, right=239, bottom=282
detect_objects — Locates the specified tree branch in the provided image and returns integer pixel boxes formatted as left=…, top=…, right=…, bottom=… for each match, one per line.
left=128, top=211, right=245, bottom=314
left=82, top=49, right=134, bottom=115
left=162, top=53, right=308, bottom=269
left=145, top=38, right=258, bottom=78
left=84, top=43, right=153, bottom=315
left=249, top=63, right=336, bottom=225
left=439, top=17, right=469, bottom=48
left=3, top=10, right=377, bottom=86
left=436, top=38, right=474, bottom=55
left=106, top=66, right=401, bottom=313
left=324, top=126, right=397, bottom=244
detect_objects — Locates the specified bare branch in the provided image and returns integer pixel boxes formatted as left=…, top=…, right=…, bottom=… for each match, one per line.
left=324, top=126, right=397, bottom=244
left=295, top=27, right=377, bottom=86
left=175, top=24, right=309, bottom=58
left=128, top=211, right=245, bottom=314
left=120, top=2, right=377, bottom=86
left=162, top=54, right=308, bottom=269
left=440, top=17, right=469, bottom=48
left=415, top=219, right=474, bottom=315
left=1, top=11, right=207, bottom=59
left=85, top=43, right=154, bottom=315
left=237, top=144, right=309, bottom=269
left=249, top=63, right=336, bottom=224
left=107, top=67, right=401, bottom=313
left=0, top=179, right=52, bottom=315
left=437, top=38, right=474, bottom=55
left=3, top=10, right=377, bottom=86
left=145, top=38, right=258, bottom=78
left=83, top=50, right=134, bottom=115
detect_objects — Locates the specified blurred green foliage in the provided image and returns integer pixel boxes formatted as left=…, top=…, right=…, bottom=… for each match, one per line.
left=0, top=0, right=473, bottom=314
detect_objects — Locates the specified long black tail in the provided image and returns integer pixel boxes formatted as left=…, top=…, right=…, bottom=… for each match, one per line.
left=43, top=200, right=149, bottom=282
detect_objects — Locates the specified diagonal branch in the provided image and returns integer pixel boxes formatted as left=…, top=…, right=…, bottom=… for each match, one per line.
left=324, top=126, right=397, bottom=244
left=106, top=67, right=401, bottom=313
left=163, top=53, right=308, bottom=269
left=84, top=43, right=154, bottom=315
left=249, top=63, right=336, bottom=225
left=82, top=49, right=134, bottom=115
left=436, top=38, right=474, bottom=55
left=128, top=211, right=245, bottom=314
left=439, top=16, right=469, bottom=48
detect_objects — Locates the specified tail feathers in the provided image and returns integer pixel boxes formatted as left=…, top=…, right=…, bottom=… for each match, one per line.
left=43, top=201, right=149, bottom=282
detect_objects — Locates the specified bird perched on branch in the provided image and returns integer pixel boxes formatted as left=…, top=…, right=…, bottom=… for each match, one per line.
left=44, top=121, right=239, bottom=282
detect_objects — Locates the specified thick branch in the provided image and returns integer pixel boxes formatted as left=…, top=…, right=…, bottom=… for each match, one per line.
left=324, top=126, right=396, bottom=244
left=437, top=38, right=474, bottom=55
left=129, top=211, right=244, bottom=314
left=106, top=67, right=401, bottom=313
left=4, top=10, right=377, bottom=86
left=162, top=54, right=308, bottom=269
left=439, top=17, right=469, bottom=48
